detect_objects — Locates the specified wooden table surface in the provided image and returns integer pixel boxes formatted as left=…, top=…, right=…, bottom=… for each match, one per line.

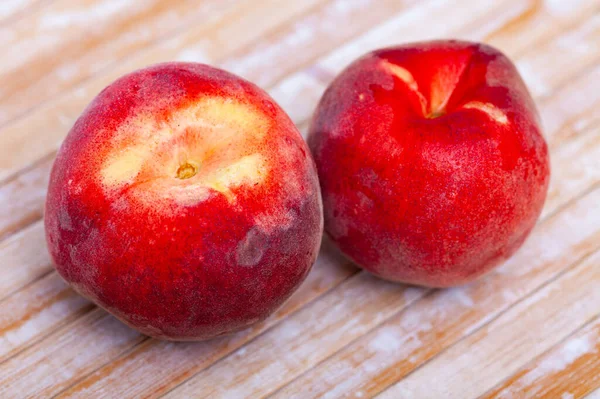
left=1, top=0, right=599, bottom=398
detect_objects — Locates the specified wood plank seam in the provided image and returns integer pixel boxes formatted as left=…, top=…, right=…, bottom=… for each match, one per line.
left=0, top=0, right=52, bottom=28
left=376, top=239, right=600, bottom=398
left=478, top=313, right=600, bottom=399
left=52, top=334, right=152, bottom=397
left=264, top=291, right=441, bottom=398
left=373, top=245, right=600, bottom=398
left=0, top=267, right=53, bottom=306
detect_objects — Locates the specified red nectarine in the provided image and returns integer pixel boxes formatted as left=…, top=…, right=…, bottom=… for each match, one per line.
left=45, top=63, right=323, bottom=340
left=309, top=40, right=550, bottom=287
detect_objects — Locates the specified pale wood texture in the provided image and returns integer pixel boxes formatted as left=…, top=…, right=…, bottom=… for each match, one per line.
left=0, top=0, right=599, bottom=398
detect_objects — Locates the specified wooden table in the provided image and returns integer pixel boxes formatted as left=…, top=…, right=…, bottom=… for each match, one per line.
left=1, top=0, right=599, bottom=397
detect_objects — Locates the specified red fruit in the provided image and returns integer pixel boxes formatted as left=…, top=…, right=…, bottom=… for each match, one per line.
left=45, top=63, right=323, bottom=340
left=309, top=40, right=550, bottom=287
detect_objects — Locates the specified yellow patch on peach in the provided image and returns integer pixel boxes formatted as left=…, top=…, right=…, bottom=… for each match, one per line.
left=428, top=61, right=469, bottom=117
left=463, top=101, right=509, bottom=125
left=99, top=97, right=272, bottom=205
left=379, top=60, right=428, bottom=115
left=202, top=154, right=267, bottom=201
left=101, top=143, right=151, bottom=185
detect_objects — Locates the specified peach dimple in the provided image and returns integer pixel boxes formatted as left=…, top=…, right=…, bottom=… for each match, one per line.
left=379, top=52, right=472, bottom=119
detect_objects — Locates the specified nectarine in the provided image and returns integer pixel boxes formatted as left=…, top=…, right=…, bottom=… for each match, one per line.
left=309, top=40, right=550, bottom=287
left=45, top=63, right=323, bottom=340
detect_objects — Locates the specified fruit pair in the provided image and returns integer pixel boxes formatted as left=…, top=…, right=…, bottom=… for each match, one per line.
left=45, top=40, right=550, bottom=341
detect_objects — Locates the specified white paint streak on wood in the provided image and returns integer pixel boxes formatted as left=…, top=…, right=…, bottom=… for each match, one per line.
left=380, top=242, right=600, bottom=399
left=0, top=309, right=142, bottom=398
left=0, top=221, right=49, bottom=300
left=0, top=273, right=90, bottom=362
left=492, top=320, right=599, bottom=398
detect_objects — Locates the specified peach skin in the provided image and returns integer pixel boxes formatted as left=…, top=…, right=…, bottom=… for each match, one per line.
left=45, top=63, right=323, bottom=340
left=309, top=40, right=550, bottom=287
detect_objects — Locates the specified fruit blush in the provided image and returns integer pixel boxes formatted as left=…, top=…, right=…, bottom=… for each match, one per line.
left=309, top=40, right=550, bottom=287
left=45, top=63, right=323, bottom=340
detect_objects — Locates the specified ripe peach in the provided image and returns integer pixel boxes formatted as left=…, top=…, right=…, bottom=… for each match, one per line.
left=45, top=63, right=323, bottom=340
left=309, top=40, right=550, bottom=287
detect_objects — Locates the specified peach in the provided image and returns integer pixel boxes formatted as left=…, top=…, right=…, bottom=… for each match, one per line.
left=45, top=63, right=323, bottom=340
left=309, top=40, right=550, bottom=287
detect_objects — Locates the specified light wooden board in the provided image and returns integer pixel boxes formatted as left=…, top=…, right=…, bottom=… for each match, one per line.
left=0, top=0, right=599, bottom=397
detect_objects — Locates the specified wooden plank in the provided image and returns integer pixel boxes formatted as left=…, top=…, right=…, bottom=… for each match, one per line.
left=0, top=0, right=48, bottom=26
left=481, top=316, right=600, bottom=399
left=0, top=0, right=414, bottom=184
left=217, top=0, right=418, bottom=88
left=0, top=0, right=242, bottom=126
left=540, top=63, right=600, bottom=150
left=484, top=0, right=597, bottom=55
left=0, top=221, right=49, bottom=302
left=0, top=309, right=145, bottom=398
left=514, top=13, right=600, bottom=100
left=315, top=0, right=531, bottom=73
left=0, top=272, right=92, bottom=363
left=543, top=121, right=600, bottom=219
left=0, top=156, right=53, bottom=241
left=0, top=242, right=355, bottom=398
left=378, top=247, right=600, bottom=399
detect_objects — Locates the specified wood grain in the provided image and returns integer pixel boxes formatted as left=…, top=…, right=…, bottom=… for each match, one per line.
left=0, top=0, right=598, bottom=397
left=378, top=244, right=600, bottom=399
left=0, top=0, right=49, bottom=26
left=482, top=316, right=600, bottom=399
left=0, top=0, right=415, bottom=184
left=0, top=0, right=241, bottom=126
